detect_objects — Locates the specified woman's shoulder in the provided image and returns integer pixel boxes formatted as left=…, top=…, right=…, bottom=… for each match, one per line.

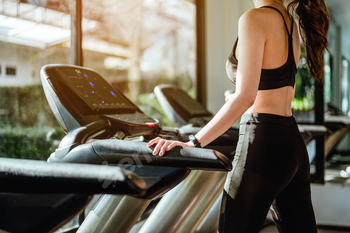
left=243, top=7, right=279, bottom=21
left=238, top=8, right=268, bottom=34
left=239, top=8, right=261, bottom=22
left=239, top=7, right=281, bottom=32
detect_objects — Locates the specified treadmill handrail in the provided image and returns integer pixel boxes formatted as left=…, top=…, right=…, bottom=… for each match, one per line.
left=325, top=115, right=350, bottom=124
left=50, top=139, right=232, bottom=171
left=0, top=157, right=146, bottom=195
left=297, top=124, right=328, bottom=133
left=55, top=119, right=111, bottom=160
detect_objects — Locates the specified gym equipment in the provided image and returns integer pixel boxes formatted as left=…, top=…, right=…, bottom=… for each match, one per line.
left=39, top=64, right=232, bottom=232
left=0, top=157, right=146, bottom=233
left=324, top=114, right=350, bottom=160
left=154, top=84, right=213, bottom=127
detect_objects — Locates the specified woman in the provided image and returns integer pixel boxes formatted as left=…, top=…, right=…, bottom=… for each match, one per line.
left=148, top=0, right=330, bottom=232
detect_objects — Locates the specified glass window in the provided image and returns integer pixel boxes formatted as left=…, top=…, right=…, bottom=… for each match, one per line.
left=82, top=0, right=197, bottom=126
left=324, top=50, right=333, bottom=104
left=0, top=0, right=71, bottom=160
left=0, top=0, right=197, bottom=160
left=6, top=66, right=16, bottom=76
left=341, top=58, right=349, bottom=114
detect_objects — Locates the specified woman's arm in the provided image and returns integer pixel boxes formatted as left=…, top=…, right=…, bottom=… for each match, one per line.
left=148, top=9, right=266, bottom=155
left=196, top=9, right=266, bottom=146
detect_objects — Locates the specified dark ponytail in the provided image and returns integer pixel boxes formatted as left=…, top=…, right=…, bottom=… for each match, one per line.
left=287, top=0, right=330, bottom=82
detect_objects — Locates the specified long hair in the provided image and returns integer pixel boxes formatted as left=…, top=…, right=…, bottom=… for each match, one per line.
left=287, top=0, right=330, bottom=82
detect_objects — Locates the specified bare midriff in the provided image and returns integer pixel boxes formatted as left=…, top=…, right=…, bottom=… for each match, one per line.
left=245, top=85, right=295, bottom=117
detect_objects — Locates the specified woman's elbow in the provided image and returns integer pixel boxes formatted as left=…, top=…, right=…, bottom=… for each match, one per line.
left=235, top=92, right=256, bottom=108
left=244, top=99, right=255, bottom=109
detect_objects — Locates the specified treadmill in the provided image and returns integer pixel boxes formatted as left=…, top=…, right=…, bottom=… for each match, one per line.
left=0, top=156, right=146, bottom=233
left=39, top=64, right=232, bottom=233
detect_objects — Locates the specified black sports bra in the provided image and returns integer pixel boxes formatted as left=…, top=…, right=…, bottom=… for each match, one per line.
left=227, top=6, right=297, bottom=90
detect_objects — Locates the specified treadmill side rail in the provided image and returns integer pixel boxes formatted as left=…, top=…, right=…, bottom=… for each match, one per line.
left=49, top=139, right=232, bottom=171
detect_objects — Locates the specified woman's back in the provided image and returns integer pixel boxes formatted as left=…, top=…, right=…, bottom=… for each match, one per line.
left=235, top=4, right=300, bottom=116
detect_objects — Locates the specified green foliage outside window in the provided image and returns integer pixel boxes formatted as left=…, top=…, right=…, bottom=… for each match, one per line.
left=292, top=45, right=315, bottom=111
left=0, top=85, right=64, bottom=160
left=0, top=125, right=64, bottom=160
left=0, top=74, right=193, bottom=159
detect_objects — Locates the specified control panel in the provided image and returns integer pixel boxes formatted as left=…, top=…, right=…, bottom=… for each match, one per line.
left=41, top=64, right=159, bottom=137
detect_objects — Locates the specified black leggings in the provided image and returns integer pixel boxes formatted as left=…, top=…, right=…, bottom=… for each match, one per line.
left=219, top=113, right=317, bottom=233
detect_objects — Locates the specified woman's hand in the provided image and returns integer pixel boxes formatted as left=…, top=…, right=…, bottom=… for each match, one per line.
left=147, top=137, right=194, bottom=156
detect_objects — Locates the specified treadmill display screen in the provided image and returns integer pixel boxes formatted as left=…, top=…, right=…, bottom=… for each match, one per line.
left=58, top=68, right=134, bottom=111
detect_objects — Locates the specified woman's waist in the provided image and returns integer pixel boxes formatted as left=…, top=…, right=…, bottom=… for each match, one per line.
left=250, top=86, right=294, bottom=114
left=245, top=104, right=293, bottom=118
left=240, top=112, right=296, bottom=126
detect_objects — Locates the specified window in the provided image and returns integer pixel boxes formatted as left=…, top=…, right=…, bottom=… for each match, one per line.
left=324, top=50, right=333, bottom=104
left=5, top=66, right=16, bottom=76
left=341, top=58, right=349, bottom=114
left=82, top=0, right=197, bottom=126
left=0, top=0, right=70, bottom=160
left=0, top=0, right=198, bottom=160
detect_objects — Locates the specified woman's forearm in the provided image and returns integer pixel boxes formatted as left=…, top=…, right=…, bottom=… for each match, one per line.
left=194, top=93, right=253, bottom=147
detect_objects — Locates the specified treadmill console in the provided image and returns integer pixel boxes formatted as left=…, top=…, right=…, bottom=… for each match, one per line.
left=41, top=64, right=159, bottom=137
left=57, top=67, right=134, bottom=113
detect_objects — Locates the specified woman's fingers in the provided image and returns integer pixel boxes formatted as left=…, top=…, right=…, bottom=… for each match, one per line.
left=168, top=141, right=183, bottom=150
left=147, top=137, right=161, bottom=147
left=148, top=138, right=193, bottom=156
left=147, top=138, right=179, bottom=156
left=159, top=140, right=173, bottom=156
left=152, top=138, right=168, bottom=155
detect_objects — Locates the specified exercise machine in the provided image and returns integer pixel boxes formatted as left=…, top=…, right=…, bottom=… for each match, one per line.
left=0, top=157, right=146, bottom=233
left=39, top=64, right=232, bottom=233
